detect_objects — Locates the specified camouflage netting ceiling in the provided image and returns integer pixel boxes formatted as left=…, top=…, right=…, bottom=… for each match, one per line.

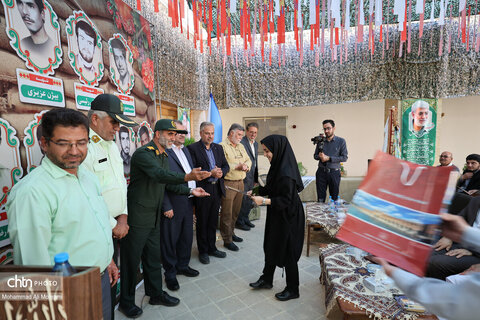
left=124, top=0, right=480, bottom=110
left=186, top=0, right=477, bottom=38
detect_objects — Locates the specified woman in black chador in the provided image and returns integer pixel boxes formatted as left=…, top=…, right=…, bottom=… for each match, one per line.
left=249, top=134, right=305, bottom=301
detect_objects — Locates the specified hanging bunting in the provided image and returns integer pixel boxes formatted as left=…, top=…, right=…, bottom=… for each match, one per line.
left=467, top=6, right=471, bottom=50
left=419, top=0, right=425, bottom=38
left=180, top=0, right=185, bottom=33
left=309, top=0, right=316, bottom=49
left=357, top=0, right=365, bottom=43
left=407, top=0, right=412, bottom=53
left=146, top=0, right=480, bottom=67
left=278, top=3, right=286, bottom=44
left=375, top=0, right=382, bottom=26
left=320, top=0, right=324, bottom=52
left=430, top=0, right=435, bottom=22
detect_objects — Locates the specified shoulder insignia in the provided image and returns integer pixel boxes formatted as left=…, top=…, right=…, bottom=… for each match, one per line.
left=147, top=146, right=155, bottom=150
left=156, top=150, right=160, bottom=156
left=91, top=135, right=100, bottom=143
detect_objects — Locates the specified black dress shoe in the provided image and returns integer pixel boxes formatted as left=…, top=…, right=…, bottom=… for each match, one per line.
left=208, top=249, right=227, bottom=258
left=275, top=289, right=300, bottom=301
left=149, top=291, right=180, bottom=306
left=235, top=223, right=251, bottom=231
left=166, top=278, right=179, bottom=291
left=249, top=278, right=273, bottom=289
left=177, top=266, right=199, bottom=277
left=199, top=253, right=210, bottom=264
left=232, top=235, right=243, bottom=242
left=245, top=221, right=255, bottom=228
left=224, top=242, right=239, bottom=251
left=119, top=304, right=143, bottom=318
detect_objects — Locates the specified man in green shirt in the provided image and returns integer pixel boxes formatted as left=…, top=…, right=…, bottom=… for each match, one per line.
left=119, top=119, right=211, bottom=318
left=6, top=108, right=117, bottom=320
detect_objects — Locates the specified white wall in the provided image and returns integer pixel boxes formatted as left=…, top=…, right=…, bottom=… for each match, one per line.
left=219, top=100, right=385, bottom=177
left=438, top=96, right=480, bottom=170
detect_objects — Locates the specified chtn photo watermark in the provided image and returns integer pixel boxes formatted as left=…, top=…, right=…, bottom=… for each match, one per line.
left=0, top=272, right=64, bottom=301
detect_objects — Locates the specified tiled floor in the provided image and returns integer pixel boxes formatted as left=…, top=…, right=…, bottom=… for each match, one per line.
left=115, top=207, right=328, bottom=320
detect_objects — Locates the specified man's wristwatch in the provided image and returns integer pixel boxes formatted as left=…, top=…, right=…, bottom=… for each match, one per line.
left=262, top=198, right=266, bottom=205
left=189, top=189, right=194, bottom=195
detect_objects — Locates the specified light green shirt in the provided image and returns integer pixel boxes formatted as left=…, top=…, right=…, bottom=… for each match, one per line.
left=6, top=157, right=113, bottom=271
left=82, top=129, right=128, bottom=228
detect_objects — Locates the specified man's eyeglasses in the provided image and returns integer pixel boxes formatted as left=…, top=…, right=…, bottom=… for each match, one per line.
left=48, top=139, right=89, bottom=149
left=439, top=155, right=450, bottom=158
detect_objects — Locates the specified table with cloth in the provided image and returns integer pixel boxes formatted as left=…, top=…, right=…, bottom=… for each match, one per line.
left=319, top=243, right=438, bottom=320
left=305, top=202, right=343, bottom=237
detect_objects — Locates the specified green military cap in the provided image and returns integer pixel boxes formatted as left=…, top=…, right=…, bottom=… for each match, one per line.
left=90, top=94, right=138, bottom=127
left=154, top=119, right=188, bottom=134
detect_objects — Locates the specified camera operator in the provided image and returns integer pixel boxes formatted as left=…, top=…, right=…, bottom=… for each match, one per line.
left=313, top=119, right=348, bottom=202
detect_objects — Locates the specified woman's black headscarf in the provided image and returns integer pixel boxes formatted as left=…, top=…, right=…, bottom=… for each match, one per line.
left=261, top=134, right=304, bottom=193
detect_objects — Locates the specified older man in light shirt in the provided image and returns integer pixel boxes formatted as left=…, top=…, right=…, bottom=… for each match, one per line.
left=220, top=123, right=251, bottom=252
left=82, top=93, right=138, bottom=319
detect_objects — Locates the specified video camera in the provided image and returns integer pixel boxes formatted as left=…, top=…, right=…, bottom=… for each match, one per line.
left=311, top=133, right=326, bottom=152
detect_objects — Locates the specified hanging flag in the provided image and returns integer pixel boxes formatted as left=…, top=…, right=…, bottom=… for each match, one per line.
left=430, top=0, right=435, bottom=22
left=332, top=0, right=341, bottom=28
left=208, top=93, right=223, bottom=143
left=345, top=0, right=351, bottom=29
left=375, top=0, right=382, bottom=26
left=309, top=0, right=316, bottom=25
left=231, top=0, right=237, bottom=13
left=439, top=0, right=446, bottom=25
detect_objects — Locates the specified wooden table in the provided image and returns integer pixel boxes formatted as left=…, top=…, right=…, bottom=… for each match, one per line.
left=319, top=244, right=438, bottom=320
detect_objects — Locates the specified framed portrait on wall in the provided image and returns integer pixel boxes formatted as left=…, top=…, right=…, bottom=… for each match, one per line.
left=66, top=11, right=104, bottom=86
left=2, top=0, right=62, bottom=75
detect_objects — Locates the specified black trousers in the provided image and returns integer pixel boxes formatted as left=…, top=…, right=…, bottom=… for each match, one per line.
left=195, top=183, right=221, bottom=254
left=315, top=166, right=341, bottom=202
left=260, top=260, right=299, bottom=294
left=426, top=243, right=480, bottom=280
left=160, top=198, right=194, bottom=280
left=101, top=269, right=112, bottom=320
left=237, top=178, right=254, bottom=225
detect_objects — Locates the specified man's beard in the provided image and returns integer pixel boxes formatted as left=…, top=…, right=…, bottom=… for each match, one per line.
left=80, top=49, right=94, bottom=63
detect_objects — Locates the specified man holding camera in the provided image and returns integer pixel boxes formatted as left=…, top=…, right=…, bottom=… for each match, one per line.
left=313, top=119, right=348, bottom=202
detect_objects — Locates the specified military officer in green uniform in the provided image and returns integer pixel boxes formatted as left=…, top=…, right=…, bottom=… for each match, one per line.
left=119, top=119, right=211, bottom=318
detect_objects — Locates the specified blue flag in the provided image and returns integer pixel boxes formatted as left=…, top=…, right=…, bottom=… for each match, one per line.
left=208, top=93, right=222, bottom=143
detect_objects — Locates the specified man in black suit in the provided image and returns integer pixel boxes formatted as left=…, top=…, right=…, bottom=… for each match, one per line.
left=426, top=196, right=480, bottom=279
left=236, top=122, right=259, bottom=230
left=187, top=122, right=230, bottom=264
left=161, top=121, right=200, bottom=291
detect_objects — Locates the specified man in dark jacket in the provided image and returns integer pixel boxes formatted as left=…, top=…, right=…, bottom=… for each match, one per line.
left=161, top=121, right=200, bottom=292
left=426, top=196, right=480, bottom=280
left=187, top=121, right=230, bottom=264
left=456, top=153, right=480, bottom=195
left=119, top=119, right=210, bottom=318
left=236, top=122, right=259, bottom=230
